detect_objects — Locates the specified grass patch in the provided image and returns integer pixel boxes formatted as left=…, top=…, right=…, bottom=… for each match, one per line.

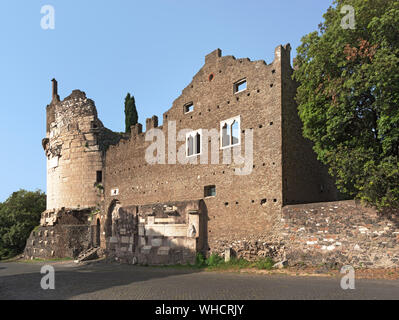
left=159, top=253, right=277, bottom=271
left=144, top=253, right=276, bottom=272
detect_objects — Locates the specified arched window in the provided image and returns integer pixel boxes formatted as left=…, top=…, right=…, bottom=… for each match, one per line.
left=220, top=116, right=241, bottom=149
left=186, top=129, right=202, bottom=157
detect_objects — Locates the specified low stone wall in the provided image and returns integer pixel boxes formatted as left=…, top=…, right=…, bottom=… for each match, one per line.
left=212, top=201, right=399, bottom=269
left=24, top=225, right=91, bottom=259
left=24, top=208, right=92, bottom=260
left=281, top=201, right=399, bottom=268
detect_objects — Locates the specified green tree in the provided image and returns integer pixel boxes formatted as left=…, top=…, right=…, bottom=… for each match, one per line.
left=0, top=190, right=46, bottom=259
left=124, top=93, right=138, bottom=133
left=293, top=0, right=399, bottom=211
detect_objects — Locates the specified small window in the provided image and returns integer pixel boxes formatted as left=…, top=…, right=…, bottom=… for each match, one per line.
left=220, top=116, right=241, bottom=149
left=186, top=129, right=202, bottom=157
left=234, top=79, right=247, bottom=93
left=96, top=171, right=102, bottom=184
left=184, top=103, right=194, bottom=114
left=204, top=185, right=216, bottom=198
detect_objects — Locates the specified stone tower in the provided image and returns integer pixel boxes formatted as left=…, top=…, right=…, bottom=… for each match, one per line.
left=43, top=80, right=120, bottom=210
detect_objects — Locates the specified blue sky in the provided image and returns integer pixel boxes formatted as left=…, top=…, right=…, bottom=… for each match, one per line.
left=0, top=0, right=333, bottom=202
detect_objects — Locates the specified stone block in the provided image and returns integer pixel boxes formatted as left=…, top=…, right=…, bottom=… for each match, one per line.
left=158, top=247, right=170, bottom=256
left=121, top=236, right=130, bottom=244
left=169, top=238, right=185, bottom=248
left=147, top=216, right=155, bottom=225
left=145, top=224, right=187, bottom=237
left=151, top=238, right=163, bottom=247
left=141, top=246, right=152, bottom=255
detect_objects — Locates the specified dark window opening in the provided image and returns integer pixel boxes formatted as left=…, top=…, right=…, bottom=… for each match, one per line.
left=184, top=103, right=194, bottom=114
left=196, top=133, right=201, bottom=154
left=204, top=185, right=216, bottom=198
left=96, top=171, right=103, bottom=184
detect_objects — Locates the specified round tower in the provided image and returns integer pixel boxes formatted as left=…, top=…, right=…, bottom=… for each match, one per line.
left=43, top=80, right=105, bottom=210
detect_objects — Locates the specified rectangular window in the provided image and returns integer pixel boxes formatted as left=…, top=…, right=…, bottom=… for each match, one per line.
left=204, top=185, right=216, bottom=198
left=184, top=102, right=194, bottom=114
left=186, top=129, right=202, bottom=157
left=220, top=116, right=241, bottom=149
left=234, top=79, right=247, bottom=93
left=96, top=171, right=102, bottom=184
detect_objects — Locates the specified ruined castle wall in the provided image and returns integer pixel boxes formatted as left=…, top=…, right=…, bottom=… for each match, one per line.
left=45, top=90, right=122, bottom=210
left=104, top=47, right=293, bottom=253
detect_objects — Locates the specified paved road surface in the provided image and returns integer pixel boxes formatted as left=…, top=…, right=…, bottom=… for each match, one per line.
left=0, top=261, right=398, bottom=300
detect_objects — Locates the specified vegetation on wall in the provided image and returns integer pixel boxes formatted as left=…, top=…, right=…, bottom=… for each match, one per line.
left=124, top=93, right=139, bottom=133
left=293, top=0, right=399, bottom=211
left=0, top=190, right=46, bottom=260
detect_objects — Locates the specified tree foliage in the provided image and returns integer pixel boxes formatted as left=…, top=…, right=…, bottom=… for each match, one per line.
left=124, top=93, right=138, bottom=133
left=293, top=0, right=399, bottom=211
left=0, top=190, right=46, bottom=259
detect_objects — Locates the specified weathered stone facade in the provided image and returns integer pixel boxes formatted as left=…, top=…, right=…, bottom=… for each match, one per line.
left=25, top=45, right=399, bottom=268
left=24, top=208, right=92, bottom=259
left=106, top=200, right=207, bottom=265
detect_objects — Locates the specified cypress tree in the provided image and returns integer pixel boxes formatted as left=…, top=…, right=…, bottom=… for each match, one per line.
left=124, top=93, right=138, bottom=133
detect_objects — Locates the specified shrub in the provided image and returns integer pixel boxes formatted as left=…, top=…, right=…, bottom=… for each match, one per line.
left=195, top=252, right=206, bottom=267
left=255, top=257, right=275, bottom=270
left=206, top=253, right=224, bottom=267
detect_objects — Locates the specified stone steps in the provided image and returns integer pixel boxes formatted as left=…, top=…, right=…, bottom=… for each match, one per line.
left=74, top=247, right=100, bottom=263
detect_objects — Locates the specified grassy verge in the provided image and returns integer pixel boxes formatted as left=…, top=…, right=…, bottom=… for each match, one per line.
left=151, top=253, right=277, bottom=272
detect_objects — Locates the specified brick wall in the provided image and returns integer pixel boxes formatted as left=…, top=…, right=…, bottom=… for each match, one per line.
left=102, top=45, right=338, bottom=255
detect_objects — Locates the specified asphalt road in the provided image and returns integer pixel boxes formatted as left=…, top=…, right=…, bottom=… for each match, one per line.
left=0, top=261, right=398, bottom=300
